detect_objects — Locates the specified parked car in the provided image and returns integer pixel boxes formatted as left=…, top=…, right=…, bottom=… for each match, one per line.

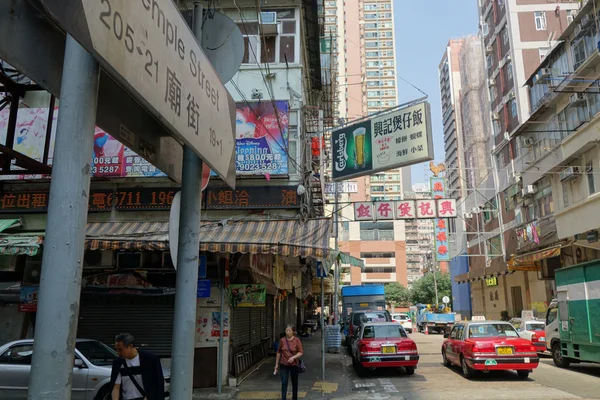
left=351, top=322, right=419, bottom=377
left=441, top=320, right=539, bottom=379
left=0, top=339, right=170, bottom=400
left=391, top=313, right=413, bottom=333
left=510, top=318, right=546, bottom=353
left=346, top=310, right=391, bottom=349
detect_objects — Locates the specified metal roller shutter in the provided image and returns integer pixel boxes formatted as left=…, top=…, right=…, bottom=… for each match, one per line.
left=249, top=308, right=262, bottom=347
left=266, top=295, right=274, bottom=345
left=77, top=295, right=174, bottom=357
left=232, top=307, right=250, bottom=349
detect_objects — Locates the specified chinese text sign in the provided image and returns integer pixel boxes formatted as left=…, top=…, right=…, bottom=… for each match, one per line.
left=431, top=177, right=450, bottom=262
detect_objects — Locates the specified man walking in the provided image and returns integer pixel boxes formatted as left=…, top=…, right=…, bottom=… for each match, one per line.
left=110, top=333, right=166, bottom=400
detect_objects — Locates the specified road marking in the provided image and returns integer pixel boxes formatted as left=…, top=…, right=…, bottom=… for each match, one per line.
left=378, top=378, right=399, bottom=393
left=312, top=381, right=338, bottom=394
left=236, top=391, right=307, bottom=399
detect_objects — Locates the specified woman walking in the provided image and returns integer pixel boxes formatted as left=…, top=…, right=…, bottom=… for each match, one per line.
left=275, top=325, right=304, bottom=400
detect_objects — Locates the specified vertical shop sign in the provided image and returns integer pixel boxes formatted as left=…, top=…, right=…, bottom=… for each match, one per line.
left=432, top=177, right=450, bottom=261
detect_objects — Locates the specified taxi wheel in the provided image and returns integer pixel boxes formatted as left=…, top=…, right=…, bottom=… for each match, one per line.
left=405, top=367, right=415, bottom=375
left=460, top=356, right=475, bottom=379
left=442, top=350, right=451, bottom=367
left=517, top=370, right=529, bottom=380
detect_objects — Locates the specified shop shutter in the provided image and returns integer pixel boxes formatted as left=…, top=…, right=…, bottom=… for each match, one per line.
left=232, top=307, right=251, bottom=350
left=77, top=295, right=174, bottom=357
left=266, top=295, right=274, bottom=344
left=249, top=307, right=262, bottom=347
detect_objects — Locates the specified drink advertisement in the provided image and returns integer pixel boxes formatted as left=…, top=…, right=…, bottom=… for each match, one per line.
left=229, top=284, right=266, bottom=307
left=19, top=286, right=39, bottom=312
left=233, top=101, right=290, bottom=176
left=0, top=106, right=166, bottom=179
left=331, top=100, right=433, bottom=181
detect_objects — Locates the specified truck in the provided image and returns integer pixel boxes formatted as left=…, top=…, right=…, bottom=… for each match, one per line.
left=341, top=285, right=386, bottom=337
left=545, top=260, right=600, bottom=368
left=414, top=303, right=455, bottom=334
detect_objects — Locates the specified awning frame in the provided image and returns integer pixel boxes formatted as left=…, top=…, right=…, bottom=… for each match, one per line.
left=507, top=245, right=562, bottom=271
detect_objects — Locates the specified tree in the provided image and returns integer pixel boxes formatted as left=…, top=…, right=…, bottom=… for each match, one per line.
left=409, top=272, right=452, bottom=305
left=384, top=282, right=411, bottom=307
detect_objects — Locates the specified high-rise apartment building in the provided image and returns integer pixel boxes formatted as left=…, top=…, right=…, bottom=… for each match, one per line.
left=324, top=0, right=412, bottom=286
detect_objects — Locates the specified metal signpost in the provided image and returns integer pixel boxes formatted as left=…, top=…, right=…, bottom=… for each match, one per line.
left=316, top=261, right=327, bottom=381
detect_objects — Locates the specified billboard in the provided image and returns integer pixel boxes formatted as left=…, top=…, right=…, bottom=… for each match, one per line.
left=324, top=181, right=358, bottom=194
left=0, top=107, right=166, bottom=179
left=331, top=100, right=433, bottom=181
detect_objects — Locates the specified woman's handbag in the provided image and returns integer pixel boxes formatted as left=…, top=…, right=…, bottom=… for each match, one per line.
left=285, top=338, right=306, bottom=373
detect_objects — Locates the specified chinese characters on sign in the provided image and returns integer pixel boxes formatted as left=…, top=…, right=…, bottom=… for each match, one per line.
left=1, top=191, right=114, bottom=213
left=205, top=186, right=300, bottom=210
left=353, top=199, right=457, bottom=221
left=332, top=101, right=433, bottom=181
left=431, top=177, right=450, bottom=262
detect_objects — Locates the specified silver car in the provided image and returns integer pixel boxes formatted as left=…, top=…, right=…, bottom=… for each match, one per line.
left=0, top=339, right=170, bottom=400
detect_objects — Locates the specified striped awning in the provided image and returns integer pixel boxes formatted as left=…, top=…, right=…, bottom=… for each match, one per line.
left=199, top=218, right=332, bottom=259
left=507, top=245, right=562, bottom=271
left=0, top=219, right=21, bottom=233
left=84, top=218, right=332, bottom=258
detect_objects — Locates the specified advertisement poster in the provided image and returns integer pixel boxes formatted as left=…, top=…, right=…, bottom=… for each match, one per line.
left=196, top=308, right=230, bottom=347
left=0, top=107, right=166, bottom=179
left=332, top=101, right=433, bottom=181
left=230, top=284, right=266, bottom=307
left=250, top=254, right=272, bottom=278
left=432, top=177, right=450, bottom=262
left=234, top=101, right=289, bottom=176
left=19, top=286, right=39, bottom=312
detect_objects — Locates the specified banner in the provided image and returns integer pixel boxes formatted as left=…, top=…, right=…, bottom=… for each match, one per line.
left=19, top=286, right=38, bottom=312
left=432, top=177, right=450, bottom=262
left=0, top=107, right=166, bottom=179
left=196, top=308, right=230, bottom=347
left=230, top=100, right=289, bottom=176
left=230, top=284, right=266, bottom=307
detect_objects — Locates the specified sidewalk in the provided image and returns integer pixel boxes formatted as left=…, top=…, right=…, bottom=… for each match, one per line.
left=193, top=331, right=350, bottom=399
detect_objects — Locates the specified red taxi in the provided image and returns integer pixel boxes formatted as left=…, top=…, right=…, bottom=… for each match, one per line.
left=352, top=322, right=419, bottom=376
left=441, top=320, right=539, bottom=379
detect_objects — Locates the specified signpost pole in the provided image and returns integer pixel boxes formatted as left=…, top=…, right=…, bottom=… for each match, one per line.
left=333, top=184, right=339, bottom=326
left=28, top=34, right=99, bottom=399
left=218, top=258, right=225, bottom=394
left=321, top=276, right=325, bottom=381
left=170, top=4, right=204, bottom=398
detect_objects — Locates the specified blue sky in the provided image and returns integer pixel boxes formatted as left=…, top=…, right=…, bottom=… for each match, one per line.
left=393, top=1, right=479, bottom=185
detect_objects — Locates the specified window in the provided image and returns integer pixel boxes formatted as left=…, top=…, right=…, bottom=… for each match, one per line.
left=539, top=47, right=550, bottom=62
left=587, top=162, right=596, bottom=195
left=365, top=13, right=378, bottom=19
left=546, top=307, right=558, bottom=325
left=506, top=62, right=513, bottom=81
left=367, top=81, right=380, bottom=87
left=487, top=235, right=502, bottom=257
left=366, top=61, right=380, bottom=67
left=0, top=344, right=34, bottom=365
left=567, top=10, right=576, bottom=24
left=76, top=341, right=118, bottom=366
left=562, top=182, right=570, bottom=207
left=467, top=323, right=518, bottom=338
left=360, top=222, right=394, bottom=241
left=534, top=11, right=547, bottom=31
left=510, top=98, right=518, bottom=118
left=498, top=0, right=505, bottom=9
left=367, top=71, right=380, bottom=77
left=361, top=252, right=395, bottom=258
left=365, top=32, right=378, bottom=38
left=502, top=28, right=509, bottom=46
left=362, top=325, right=406, bottom=339
left=365, top=23, right=378, bottom=29
left=238, top=10, right=297, bottom=64
left=365, top=42, right=379, bottom=48
left=367, top=90, right=381, bottom=97
left=489, top=86, right=496, bottom=104
left=486, top=55, right=493, bottom=70
left=481, top=23, right=489, bottom=36
left=364, top=4, right=377, bottom=10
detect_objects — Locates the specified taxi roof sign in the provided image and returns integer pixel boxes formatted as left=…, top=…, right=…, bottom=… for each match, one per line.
left=472, top=316, right=486, bottom=321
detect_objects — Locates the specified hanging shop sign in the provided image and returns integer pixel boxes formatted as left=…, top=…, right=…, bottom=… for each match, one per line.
left=432, top=177, right=450, bottom=262
left=324, top=181, right=358, bottom=194
left=0, top=190, right=114, bottom=213
left=230, top=284, right=266, bottom=307
left=353, top=198, right=457, bottom=221
left=331, top=100, right=433, bottom=181
left=485, top=276, right=498, bottom=287
left=205, top=186, right=299, bottom=210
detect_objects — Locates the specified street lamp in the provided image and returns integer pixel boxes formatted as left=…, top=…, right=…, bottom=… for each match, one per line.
left=426, top=251, right=439, bottom=305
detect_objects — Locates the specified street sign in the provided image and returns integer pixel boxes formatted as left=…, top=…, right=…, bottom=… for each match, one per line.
left=199, top=255, right=207, bottom=279
left=442, top=296, right=450, bottom=304
left=39, top=0, right=236, bottom=187
left=316, top=261, right=327, bottom=278
left=197, top=279, right=211, bottom=298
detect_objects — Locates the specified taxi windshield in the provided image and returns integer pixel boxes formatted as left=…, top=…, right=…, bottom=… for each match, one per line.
left=526, top=322, right=545, bottom=331
left=468, top=323, right=519, bottom=338
left=363, top=325, right=407, bottom=339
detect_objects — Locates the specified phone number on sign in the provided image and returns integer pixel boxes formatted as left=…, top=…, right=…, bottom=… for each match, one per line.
left=236, top=163, right=285, bottom=172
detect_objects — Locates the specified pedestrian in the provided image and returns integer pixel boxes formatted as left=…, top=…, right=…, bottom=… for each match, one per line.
left=274, top=325, right=304, bottom=400
left=110, top=333, right=165, bottom=400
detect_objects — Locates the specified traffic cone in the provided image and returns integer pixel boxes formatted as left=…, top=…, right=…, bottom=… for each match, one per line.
left=425, top=326, right=429, bottom=335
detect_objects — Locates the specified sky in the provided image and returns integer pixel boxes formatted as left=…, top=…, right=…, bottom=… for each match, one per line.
left=393, top=1, right=480, bottom=186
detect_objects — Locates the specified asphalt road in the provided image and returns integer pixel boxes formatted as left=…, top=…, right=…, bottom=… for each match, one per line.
left=338, top=332, right=600, bottom=400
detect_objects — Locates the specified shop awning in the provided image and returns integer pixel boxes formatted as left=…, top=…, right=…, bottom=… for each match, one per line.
left=0, top=233, right=44, bottom=256
left=0, top=219, right=21, bottom=233
left=198, top=218, right=331, bottom=259
left=326, top=250, right=365, bottom=270
left=85, top=221, right=169, bottom=251
left=507, top=245, right=562, bottom=271
left=85, top=218, right=332, bottom=258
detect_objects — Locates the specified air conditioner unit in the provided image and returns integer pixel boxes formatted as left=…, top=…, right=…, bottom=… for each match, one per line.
left=489, top=78, right=496, bottom=86
left=259, top=11, right=279, bottom=35
left=560, top=166, right=580, bottom=181
left=539, top=68, right=552, bottom=78
left=463, top=212, right=473, bottom=219
left=504, top=131, right=510, bottom=141
left=492, top=112, right=500, bottom=120
left=492, top=144, right=497, bottom=152
left=486, top=45, right=493, bottom=54
left=522, top=137, right=534, bottom=146
left=581, top=14, right=593, bottom=28
left=522, top=185, right=536, bottom=197
left=574, top=24, right=583, bottom=38
left=508, top=92, right=515, bottom=99
left=569, top=93, right=585, bottom=105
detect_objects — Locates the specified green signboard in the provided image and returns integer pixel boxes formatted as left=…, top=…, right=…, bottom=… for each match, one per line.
left=230, top=284, right=266, bottom=307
